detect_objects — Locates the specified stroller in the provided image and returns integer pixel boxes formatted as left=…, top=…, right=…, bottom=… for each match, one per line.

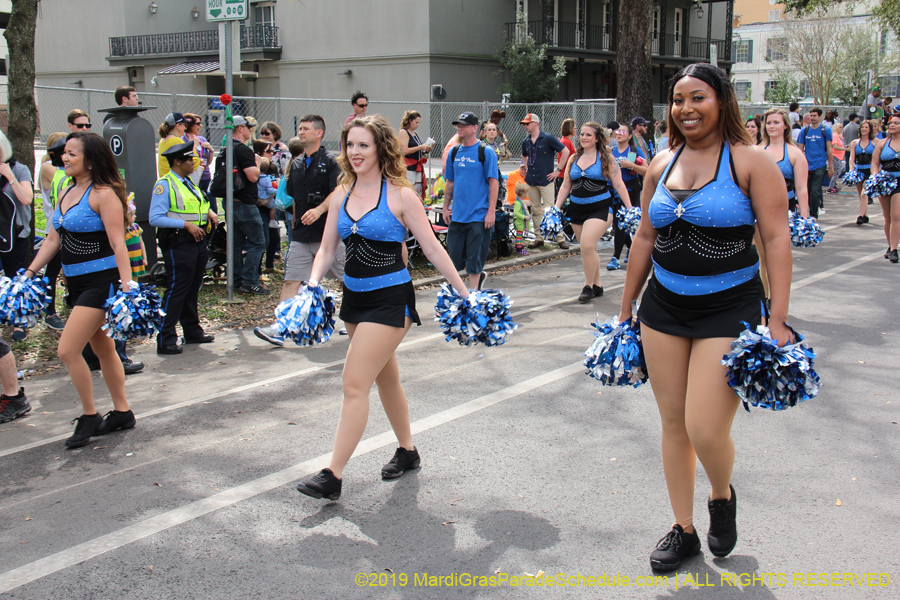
left=147, top=222, right=228, bottom=290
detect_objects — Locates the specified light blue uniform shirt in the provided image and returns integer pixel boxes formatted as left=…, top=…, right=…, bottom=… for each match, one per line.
left=148, top=172, right=202, bottom=229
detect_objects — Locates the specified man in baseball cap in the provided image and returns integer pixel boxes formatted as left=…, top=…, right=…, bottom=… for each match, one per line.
left=451, top=112, right=479, bottom=126
left=631, top=117, right=651, bottom=158
left=520, top=112, right=567, bottom=248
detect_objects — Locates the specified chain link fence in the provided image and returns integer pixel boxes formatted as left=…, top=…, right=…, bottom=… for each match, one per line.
left=0, top=83, right=862, bottom=163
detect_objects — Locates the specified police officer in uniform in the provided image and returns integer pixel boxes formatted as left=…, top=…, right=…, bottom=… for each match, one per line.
left=149, top=141, right=219, bottom=355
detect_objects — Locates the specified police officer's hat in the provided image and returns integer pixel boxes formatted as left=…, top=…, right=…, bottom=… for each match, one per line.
left=47, top=138, right=67, bottom=167
left=161, top=140, right=195, bottom=165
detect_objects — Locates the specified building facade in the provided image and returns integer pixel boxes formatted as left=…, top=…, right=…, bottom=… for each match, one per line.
left=33, top=0, right=734, bottom=103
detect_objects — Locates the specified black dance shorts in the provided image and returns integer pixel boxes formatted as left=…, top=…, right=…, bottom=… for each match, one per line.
left=64, top=267, right=119, bottom=311
left=565, top=199, right=612, bottom=225
left=340, top=280, right=421, bottom=328
left=638, top=274, right=763, bottom=339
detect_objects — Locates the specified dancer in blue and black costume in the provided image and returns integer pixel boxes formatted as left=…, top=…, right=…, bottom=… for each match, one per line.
left=295, top=115, right=471, bottom=501
left=25, top=132, right=136, bottom=449
left=849, top=119, right=878, bottom=225
left=554, top=122, right=632, bottom=303
left=871, top=114, right=900, bottom=262
left=617, top=63, right=795, bottom=572
left=758, top=107, right=809, bottom=302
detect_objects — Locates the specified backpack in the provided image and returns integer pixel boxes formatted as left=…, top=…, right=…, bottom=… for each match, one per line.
left=0, top=162, right=21, bottom=253
left=208, top=149, right=245, bottom=198
left=449, top=142, right=506, bottom=204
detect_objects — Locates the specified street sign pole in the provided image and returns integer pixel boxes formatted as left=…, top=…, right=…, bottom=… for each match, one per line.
left=224, top=20, right=234, bottom=301
left=208, top=0, right=247, bottom=301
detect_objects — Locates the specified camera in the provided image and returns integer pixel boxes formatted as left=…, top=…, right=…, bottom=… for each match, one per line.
left=308, top=191, right=325, bottom=207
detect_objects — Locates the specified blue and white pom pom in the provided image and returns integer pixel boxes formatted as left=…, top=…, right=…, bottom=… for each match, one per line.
left=863, top=170, right=898, bottom=198
left=722, top=322, right=820, bottom=412
left=616, top=206, right=642, bottom=236
left=841, top=169, right=866, bottom=186
left=103, top=282, right=165, bottom=340
left=0, top=269, right=52, bottom=328
left=788, top=212, right=824, bottom=248
left=584, top=316, right=648, bottom=388
left=434, top=283, right=518, bottom=347
left=540, top=205, right=567, bottom=239
left=274, top=281, right=335, bottom=346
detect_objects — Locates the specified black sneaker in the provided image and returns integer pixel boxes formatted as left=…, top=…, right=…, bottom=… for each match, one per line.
left=578, top=285, right=593, bottom=304
left=477, top=272, right=486, bottom=291
left=381, top=447, right=421, bottom=479
left=707, top=484, right=738, bottom=557
left=650, top=524, right=701, bottom=571
left=296, top=468, right=342, bottom=500
left=123, top=359, right=144, bottom=375
left=857, top=216, right=865, bottom=225
left=863, top=215, right=870, bottom=223
left=886, top=248, right=892, bottom=259
left=44, top=314, right=66, bottom=330
left=65, top=413, right=104, bottom=449
left=96, top=409, right=136, bottom=435
left=0, top=388, right=30, bottom=423
left=592, top=285, right=604, bottom=297
left=239, top=284, right=270, bottom=295
left=891, top=250, right=899, bottom=264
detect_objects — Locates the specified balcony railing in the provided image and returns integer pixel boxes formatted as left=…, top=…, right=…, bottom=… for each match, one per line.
left=109, top=25, right=279, bottom=57
left=506, top=21, right=727, bottom=61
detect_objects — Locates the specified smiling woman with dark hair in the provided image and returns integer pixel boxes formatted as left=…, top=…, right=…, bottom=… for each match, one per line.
left=617, top=62, right=794, bottom=571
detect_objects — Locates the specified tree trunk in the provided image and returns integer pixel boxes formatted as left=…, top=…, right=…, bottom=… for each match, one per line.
left=4, top=0, right=39, bottom=259
left=615, top=0, right=653, bottom=125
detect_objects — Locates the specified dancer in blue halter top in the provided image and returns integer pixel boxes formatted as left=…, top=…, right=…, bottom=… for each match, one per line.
left=850, top=119, right=877, bottom=225
left=555, top=122, right=632, bottom=303
left=295, top=115, right=471, bottom=501
left=617, top=64, right=795, bottom=572
left=26, top=132, right=136, bottom=449
left=871, top=114, right=900, bottom=262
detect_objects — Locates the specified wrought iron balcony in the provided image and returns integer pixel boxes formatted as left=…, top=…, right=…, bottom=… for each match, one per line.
left=109, top=25, right=279, bottom=57
left=505, top=21, right=728, bottom=61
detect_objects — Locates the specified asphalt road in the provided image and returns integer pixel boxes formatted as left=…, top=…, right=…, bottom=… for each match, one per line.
left=1, top=190, right=898, bottom=600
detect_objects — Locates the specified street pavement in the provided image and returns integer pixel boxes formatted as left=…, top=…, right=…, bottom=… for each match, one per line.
left=1, top=190, right=898, bottom=599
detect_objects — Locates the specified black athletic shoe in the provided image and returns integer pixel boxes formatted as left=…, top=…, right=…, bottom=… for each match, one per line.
left=650, top=524, right=702, bottom=571
left=296, top=468, right=342, bottom=500
left=707, top=485, right=738, bottom=557
left=857, top=216, right=865, bottom=225
left=592, top=285, right=604, bottom=297
left=123, top=359, right=144, bottom=375
left=890, top=250, right=899, bottom=264
left=886, top=248, right=892, bottom=259
left=478, top=272, right=486, bottom=291
left=0, top=388, right=30, bottom=423
left=863, top=215, right=870, bottom=223
left=65, top=413, right=104, bottom=449
left=96, top=409, right=136, bottom=435
left=381, top=447, right=421, bottom=480
left=578, top=285, right=593, bottom=304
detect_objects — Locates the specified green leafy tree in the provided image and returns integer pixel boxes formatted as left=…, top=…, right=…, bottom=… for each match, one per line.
left=783, top=0, right=900, bottom=40
left=495, top=13, right=566, bottom=103
left=764, top=64, right=801, bottom=104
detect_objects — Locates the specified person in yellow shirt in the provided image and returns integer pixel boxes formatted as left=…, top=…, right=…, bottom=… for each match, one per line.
left=157, top=113, right=200, bottom=177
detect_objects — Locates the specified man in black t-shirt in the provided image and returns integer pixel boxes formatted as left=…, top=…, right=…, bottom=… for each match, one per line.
left=229, top=116, right=269, bottom=295
left=254, top=114, right=345, bottom=346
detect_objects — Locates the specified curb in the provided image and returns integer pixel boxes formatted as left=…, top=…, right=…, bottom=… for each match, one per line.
left=411, top=246, right=580, bottom=288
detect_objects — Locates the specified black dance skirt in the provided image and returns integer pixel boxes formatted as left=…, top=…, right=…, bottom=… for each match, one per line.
left=64, top=267, right=119, bottom=310
left=340, top=280, right=421, bottom=328
left=565, top=199, right=612, bottom=225
left=638, top=274, right=763, bottom=339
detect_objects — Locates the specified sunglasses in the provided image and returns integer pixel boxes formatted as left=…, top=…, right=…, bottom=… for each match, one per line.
left=74, top=123, right=92, bottom=129
left=260, top=130, right=271, bottom=135
left=356, top=103, right=368, bottom=108
left=614, top=129, right=628, bottom=135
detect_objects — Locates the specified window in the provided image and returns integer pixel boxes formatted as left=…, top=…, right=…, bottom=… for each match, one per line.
left=880, top=76, right=900, bottom=97
left=764, top=80, right=778, bottom=101
left=768, top=10, right=781, bottom=22
left=652, top=6, right=661, bottom=40
left=254, top=4, right=274, bottom=27
left=766, top=37, right=788, bottom=61
left=735, top=81, right=751, bottom=101
left=732, top=40, right=753, bottom=63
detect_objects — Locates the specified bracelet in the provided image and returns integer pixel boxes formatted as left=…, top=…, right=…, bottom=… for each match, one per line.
left=24, top=268, right=35, bottom=276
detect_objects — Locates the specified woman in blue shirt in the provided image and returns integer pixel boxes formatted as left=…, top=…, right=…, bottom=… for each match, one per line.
left=608, top=125, right=648, bottom=270
left=294, top=115, right=471, bottom=501
left=25, top=132, right=136, bottom=449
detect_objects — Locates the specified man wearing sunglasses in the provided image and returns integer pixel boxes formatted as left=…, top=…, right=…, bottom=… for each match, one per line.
left=66, top=109, right=92, bottom=132
left=345, top=90, right=368, bottom=125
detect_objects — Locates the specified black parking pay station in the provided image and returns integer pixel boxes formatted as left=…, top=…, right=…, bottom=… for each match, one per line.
left=100, top=105, right=159, bottom=267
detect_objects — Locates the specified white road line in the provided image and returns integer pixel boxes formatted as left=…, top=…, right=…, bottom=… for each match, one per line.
left=0, top=288, right=593, bottom=459
left=0, top=362, right=584, bottom=595
left=790, top=250, right=885, bottom=291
